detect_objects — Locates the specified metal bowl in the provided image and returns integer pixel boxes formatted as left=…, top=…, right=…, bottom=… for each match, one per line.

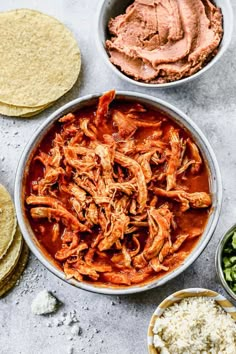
left=15, top=91, right=222, bottom=295
left=95, top=0, right=233, bottom=88
left=215, top=224, right=236, bottom=301
left=147, top=288, right=236, bottom=354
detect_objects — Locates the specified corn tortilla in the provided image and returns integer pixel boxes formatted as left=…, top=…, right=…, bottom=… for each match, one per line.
left=0, top=242, right=29, bottom=297
left=0, top=226, right=23, bottom=282
left=20, top=107, right=49, bottom=118
left=0, top=101, right=51, bottom=117
left=0, top=184, right=17, bottom=259
left=0, top=9, right=81, bottom=107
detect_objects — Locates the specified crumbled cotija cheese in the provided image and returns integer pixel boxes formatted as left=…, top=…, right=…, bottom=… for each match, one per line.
left=31, top=289, right=58, bottom=315
left=153, top=297, right=236, bottom=354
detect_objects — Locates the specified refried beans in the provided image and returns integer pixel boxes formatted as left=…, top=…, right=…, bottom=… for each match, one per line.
left=106, top=0, right=223, bottom=83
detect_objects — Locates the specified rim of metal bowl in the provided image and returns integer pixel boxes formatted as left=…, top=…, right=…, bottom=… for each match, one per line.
left=215, top=223, right=236, bottom=301
left=15, top=91, right=222, bottom=295
left=95, top=0, right=234, bottom=88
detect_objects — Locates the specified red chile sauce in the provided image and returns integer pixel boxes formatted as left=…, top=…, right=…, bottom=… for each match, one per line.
left=25, top=99, right=211, bottom=287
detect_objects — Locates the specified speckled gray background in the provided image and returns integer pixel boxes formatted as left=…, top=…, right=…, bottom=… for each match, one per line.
left=0, top=1, right=236, bottom=353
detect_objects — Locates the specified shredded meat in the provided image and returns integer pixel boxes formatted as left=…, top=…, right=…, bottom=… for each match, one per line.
left=26, top=90, right=212, bottom=286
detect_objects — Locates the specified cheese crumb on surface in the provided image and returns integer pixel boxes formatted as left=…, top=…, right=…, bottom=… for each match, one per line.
left=153, top=297, right=236, bottom=354
left=67, top=345, right=74, bottom=354
left=31, top=289, right=58, bottom=315
left=71, top=324, right=81, bottom=336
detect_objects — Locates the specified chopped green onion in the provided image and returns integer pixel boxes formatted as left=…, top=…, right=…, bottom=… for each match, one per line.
left=222, top=230, right=236, bottom=293
left=223, top=247, right=233, bottom=254
left=229, top=256, right=236, bottom=265
left=223, top=257, right=231, bottom=268
left=232, top=232, right=236, bottom=249
left=224, top=268, right=233, bottom=282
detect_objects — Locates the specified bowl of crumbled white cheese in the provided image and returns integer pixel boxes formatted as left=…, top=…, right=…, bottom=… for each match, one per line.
left=147, top=288, right=236, bottom=354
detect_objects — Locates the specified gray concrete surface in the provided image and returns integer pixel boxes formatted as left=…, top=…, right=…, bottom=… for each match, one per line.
left=0, top=1, right=236, bottom=353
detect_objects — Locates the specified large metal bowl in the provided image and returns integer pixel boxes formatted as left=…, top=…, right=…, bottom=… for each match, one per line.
left=95, top=0, right=233, bottom=88
left=15, top=91, right=222, bottom=295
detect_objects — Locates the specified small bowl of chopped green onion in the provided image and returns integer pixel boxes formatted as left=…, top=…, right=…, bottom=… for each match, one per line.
left=216, top=224, right=236, bottom=301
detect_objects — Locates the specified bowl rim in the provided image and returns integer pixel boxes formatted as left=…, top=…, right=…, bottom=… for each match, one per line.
left=147, top=287, right=236, bottom=354
left=14, top=90, right=222, bottom=295
left=215, top=223, right=236, bottom=301
left=95, top=0, right=234, bottom=88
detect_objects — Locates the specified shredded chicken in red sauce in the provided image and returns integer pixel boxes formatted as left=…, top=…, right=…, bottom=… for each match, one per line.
left=25, top=90, right=212, bottom=287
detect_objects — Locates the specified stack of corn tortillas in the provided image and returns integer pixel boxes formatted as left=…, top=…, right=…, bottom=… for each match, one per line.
left=0, top=9, right=81, bottom=117
left=0, top=184, right=29, bottom=297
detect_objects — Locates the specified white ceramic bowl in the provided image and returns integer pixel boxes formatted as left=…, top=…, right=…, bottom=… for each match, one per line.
left=95, top=0, right=233, bottom=88
left=15, top=91, right=222, bottom=295
left=147, top=288, right=236, bottom=354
